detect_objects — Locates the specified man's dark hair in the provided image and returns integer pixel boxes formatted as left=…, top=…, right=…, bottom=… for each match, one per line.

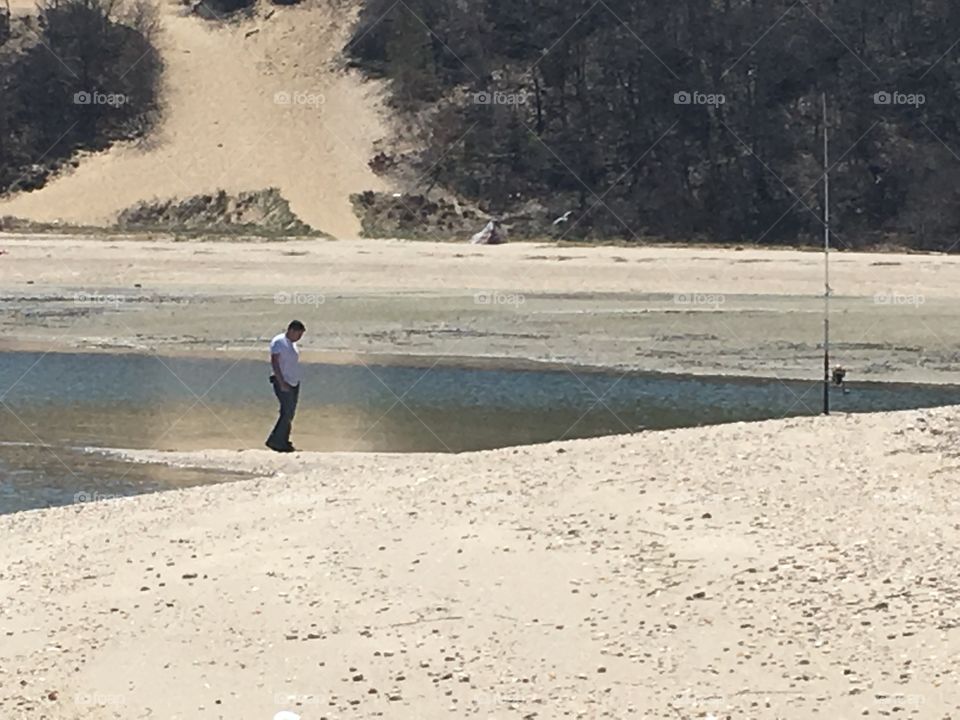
left=288, top=320, right=306, bottom=332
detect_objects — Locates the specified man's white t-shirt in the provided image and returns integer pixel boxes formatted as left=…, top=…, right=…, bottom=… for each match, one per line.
left=270, top=333, right=303, bottom=386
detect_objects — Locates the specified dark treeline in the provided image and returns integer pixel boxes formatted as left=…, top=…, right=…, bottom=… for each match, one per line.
left=0, top=0, right=161, bottom=195
left=349, top=0, right=960, bottom=249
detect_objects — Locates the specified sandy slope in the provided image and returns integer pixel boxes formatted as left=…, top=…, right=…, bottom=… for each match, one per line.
left=2, top=406, right=959, bottom=718
left=0, top=0, right=389, bottom=237
left=6, top=0, right=35, bottom=13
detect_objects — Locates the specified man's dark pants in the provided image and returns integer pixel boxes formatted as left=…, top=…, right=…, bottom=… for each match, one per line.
left=267, top=376, right=299, bottom=449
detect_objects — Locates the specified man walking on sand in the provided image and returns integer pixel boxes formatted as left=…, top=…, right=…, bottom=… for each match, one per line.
left=266, top=320, right=306, bottom=453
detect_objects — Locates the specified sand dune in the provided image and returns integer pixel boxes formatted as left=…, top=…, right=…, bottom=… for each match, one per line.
left=2, top=406, right=959, bottom=717
left=0, top=0, right=389, bottom=237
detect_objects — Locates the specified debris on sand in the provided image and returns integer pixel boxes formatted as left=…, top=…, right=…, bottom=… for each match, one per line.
left=469, top=219, right=507, bottom=245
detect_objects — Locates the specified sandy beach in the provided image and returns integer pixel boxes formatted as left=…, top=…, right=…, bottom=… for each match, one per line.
left=3, top=234, right=960, bottom=384
left=1, top=405, right=958, bottom=718
left=3, top=0, right=960, bottom=713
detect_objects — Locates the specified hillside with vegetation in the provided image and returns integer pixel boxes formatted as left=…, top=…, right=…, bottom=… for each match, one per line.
left=348, top=0, right=960, bottom=249
left=0, top=0, right=161, bottom=195
left=2, top=0, right=959, bottom=246
left=0, top=0, right=387, bottom=238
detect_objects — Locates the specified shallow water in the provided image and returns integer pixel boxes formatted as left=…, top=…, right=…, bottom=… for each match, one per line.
left=2, top=351, right=960, bottom=515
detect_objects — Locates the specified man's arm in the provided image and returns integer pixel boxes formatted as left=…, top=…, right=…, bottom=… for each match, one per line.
left=271, top=353, right=290, bottom=391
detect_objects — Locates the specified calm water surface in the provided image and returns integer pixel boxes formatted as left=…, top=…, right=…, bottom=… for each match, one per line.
left=2, top=351, right=959, bottom=515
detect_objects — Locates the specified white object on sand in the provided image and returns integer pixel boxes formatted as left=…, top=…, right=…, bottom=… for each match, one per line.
left=274, top=712, right=301, bottom=720
left=469, top=220, right=506, bottom=245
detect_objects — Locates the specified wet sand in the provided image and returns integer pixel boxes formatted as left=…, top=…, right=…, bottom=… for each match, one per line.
left=2, top=405, right=959, bottom=718
left=2, top=234, right=960, bottom=384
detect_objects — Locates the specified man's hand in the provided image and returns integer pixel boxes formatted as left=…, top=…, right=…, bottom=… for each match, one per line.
left=279, top=380, right=292, bottom=392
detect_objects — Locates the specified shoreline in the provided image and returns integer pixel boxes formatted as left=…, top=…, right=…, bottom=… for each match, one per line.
left=7, top=338, right=960, bottom=389
left=2, top=228, right=956, bottom=256
left=4, top=235, right=960, bottom=386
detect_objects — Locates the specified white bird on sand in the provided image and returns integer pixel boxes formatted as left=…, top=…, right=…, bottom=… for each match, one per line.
left=552, top=210, right=574, bottom=226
